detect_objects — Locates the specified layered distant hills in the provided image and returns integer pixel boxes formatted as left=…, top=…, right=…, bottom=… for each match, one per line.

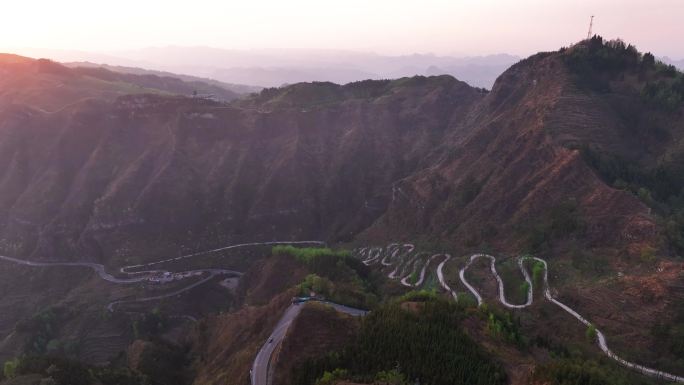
left=64, top=61, right=263, bottom=95
left=18, top=47, right=520, bottom=89
left=0, top=53, right=251, bottom=109
left=663, top=56, right=684, bottom=71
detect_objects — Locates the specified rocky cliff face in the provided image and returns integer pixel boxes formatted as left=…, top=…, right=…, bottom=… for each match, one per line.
left=0, top=47, right=681, bottom=264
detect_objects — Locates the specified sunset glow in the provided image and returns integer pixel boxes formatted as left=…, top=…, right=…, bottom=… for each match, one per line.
left=3, top=0, right=683, bottom=58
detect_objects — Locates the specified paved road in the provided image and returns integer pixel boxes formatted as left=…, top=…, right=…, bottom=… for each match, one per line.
left=106, top=271, right=218, bottom=312
left=0, top=255, right=242, bottom=312
left=436, top=254, right=457, bottom=301
left=401, top=253, right=448, bottom=288
left=459, top=253, right=533, bottom=308
left=318, top=301, right=369, bottom=317
left=528, top=257, right=684, bottom=383
left=0, top=254, right=148, bottom=284
left=251, top=301, right=368, bottom=385
left=359, top=244, right=684, bottom=383
left=0, top=241, right=324, bottom=313
left=119, top=240, right=325, bottom=275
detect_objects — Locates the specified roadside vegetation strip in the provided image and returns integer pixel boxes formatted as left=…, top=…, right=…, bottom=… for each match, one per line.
left=271, top=244, right=347, bottom=263
left=123, top=240, right=326, bottom=274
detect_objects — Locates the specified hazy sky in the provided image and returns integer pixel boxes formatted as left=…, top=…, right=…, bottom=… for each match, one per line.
left=3, top=0, right=683, bottom=58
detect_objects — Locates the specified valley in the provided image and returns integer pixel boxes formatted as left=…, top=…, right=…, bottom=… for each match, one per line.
left=1, top=36, right=683, bottom=385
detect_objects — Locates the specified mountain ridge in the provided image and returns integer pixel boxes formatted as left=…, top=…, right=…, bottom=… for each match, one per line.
left=1, top=41, right=683, bottom=264
left=1, top=38, right=684, bottom=384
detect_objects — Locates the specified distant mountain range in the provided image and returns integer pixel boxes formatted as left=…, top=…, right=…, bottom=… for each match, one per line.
left=13, top=46, right=684, bottom=90
left=662, top=56, right=684, bottom=70
left=64, top=61, right=262, bottom=95
left=15, top=47, right=521, bottom=89
left=116, top=47, right=521, bottom=89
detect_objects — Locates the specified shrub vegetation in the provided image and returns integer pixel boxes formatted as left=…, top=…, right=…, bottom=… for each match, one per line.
left=272, top=245, right=350, bottom=263
left=581, top=145, right=684, bottom=255
left=279, top=246, right=379, bottom=309
left=292, top=300, right=506, bottom=385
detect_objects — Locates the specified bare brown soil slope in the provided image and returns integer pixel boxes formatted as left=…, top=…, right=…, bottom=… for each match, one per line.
left=0, top=54, right=238, bottom=112
left=0, top=63, right=483, bottom=264
left=273, top=302, right=361, bottom=385
left=236, top=254, right=308, bottom=306
left=192, top=290, right=295, bottom=385
left=191, top=253, right=310, bottom=385
left=365, top=51, right=659, bottom=256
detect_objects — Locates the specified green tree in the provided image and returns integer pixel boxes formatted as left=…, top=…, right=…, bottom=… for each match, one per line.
left=532, top=261, right=545, bottom=286
left=3, top=358, right=19, bottom=379
left=586, top=324, right=597, bottom=342
left=315, top=368, right=348, bottom=385
left=299, top=274, right=337, bottom=298
left=293, top=301, right=506, bottom=385
left=409, top=271, right=419, bottom=285
left=519, top=281, right=530, bottom=299
left=375, top=368, right=410, bottom=384
left=642, top=52, right=655, bottom=69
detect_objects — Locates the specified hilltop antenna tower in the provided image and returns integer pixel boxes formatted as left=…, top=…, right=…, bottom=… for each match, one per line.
left=587, top=15, right=594, bottom=39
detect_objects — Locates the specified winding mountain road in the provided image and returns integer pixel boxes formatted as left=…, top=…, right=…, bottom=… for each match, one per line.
left=459, top=253, right=533, bottom=308
left=0, top=241, right=324, bottom=313
left=358, top=244, right=684, bottom=383
left=3, top=240, right=681, bottom=382
left=0, top=255, right=150, bottom=284
left=251, top=300, right=368, bottom=385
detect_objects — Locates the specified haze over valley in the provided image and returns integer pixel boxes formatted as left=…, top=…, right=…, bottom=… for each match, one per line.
left=56, top=47, right=520, bottom=89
